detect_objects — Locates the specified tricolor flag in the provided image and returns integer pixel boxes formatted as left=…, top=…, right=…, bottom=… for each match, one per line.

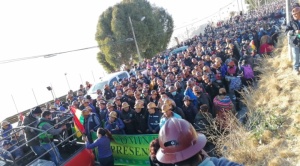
left=70, top=106, right=85, bottom=137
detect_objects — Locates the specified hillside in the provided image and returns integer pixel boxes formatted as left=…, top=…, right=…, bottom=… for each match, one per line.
left=218, top=36, right=300, bottom=165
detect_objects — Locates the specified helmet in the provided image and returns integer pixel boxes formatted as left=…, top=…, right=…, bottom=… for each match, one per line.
left=134, top=102, right=144, bottom=109
left=147, top=102, right=157, bottom=109
left=183, top=95, right=191, bottom=101
left=106, top=102, right=115, bottom=108
left=156, top=118, right=207, bottom=164
left=109, top=111, right=117, bottom=118
left=164, top=98, right=176, bottom=107
left=121, top=102, right=130, bottom=109
left=161, top=104, right=172, bottom=113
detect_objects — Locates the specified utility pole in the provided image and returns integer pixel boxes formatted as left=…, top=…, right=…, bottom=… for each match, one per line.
left=32, top=88, right=38, bottom=105
left=286, top=0, right=292, bottom=60
left=11, top=94, right=19, bottom=113
left=237, top=0, right=240, bottom=13
left=129, top=16, right=142, bottom=63
left=186, top=28, right=189, bottom=39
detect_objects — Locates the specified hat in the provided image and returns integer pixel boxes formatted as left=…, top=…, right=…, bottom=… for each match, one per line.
left=106, top=102, right=115, bottom=108
left=1, top=121, right=9, bottom=127
left=32, top=107, right=42, bottom=114
left=114, top=96, right=121, bottom=101
left=134, top=102, right=144, bottom=109
left=99, top=100, right=106, bottom=105
left=183, top=95, right=191, bottom=101
left=147, top=102, right=157, bottom=109
left=1, top=140, right=11, bottom=146
left=109, top=111, right=118, bottom=118
left=121, top=102, right=130, bottom=108
left=161, top=104, right=172, bottom=113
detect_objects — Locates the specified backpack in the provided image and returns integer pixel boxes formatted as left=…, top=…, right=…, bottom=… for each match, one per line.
left=242, top=65, right=254, bottom=79
left=229, top=77, right=242, bottom=90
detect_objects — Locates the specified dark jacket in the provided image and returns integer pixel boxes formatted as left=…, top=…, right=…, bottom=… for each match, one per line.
left=286, top=19, right=300, bottom=47
left=120, top=109, right=136, bottom=134
left=122, top=95, right=136, bottom=109
left=170, top=93, right=184, bottom=109
left=182, top=104, right=198, bottom=124
left=23, top=112, right=40, bottom=146
left=134, top=109, right=148, bottom=134
left=147, top=109, right=161, bottom=134
left=104, top=88, right=115, bottom=101
left=83, top=113, right=101, bottom=142
left=194, top=112, right=213, bottom=134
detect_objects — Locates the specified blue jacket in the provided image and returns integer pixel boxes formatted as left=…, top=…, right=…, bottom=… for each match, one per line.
left=0, top=124, right=13, bottom=140
left=86, top=136, right=112, bottom=159
left=84, top=113, right=101, bottom=135
left=199, top=157, right=243, bottom=166
left=0, top=144, right=24, bottom=160
left=105, top=118, right=125, bottom=135
left=148, top=110, right=161, bottom=133
left=159, top=113, right=182, bottom=128
left=184, top=88, right=198, bottom=106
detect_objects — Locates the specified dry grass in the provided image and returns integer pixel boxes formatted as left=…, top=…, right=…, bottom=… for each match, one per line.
left=212, top=36, right=300, bottom=165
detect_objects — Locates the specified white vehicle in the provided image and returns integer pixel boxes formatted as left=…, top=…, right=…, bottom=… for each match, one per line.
left=86, top=71, right=130, bottom=99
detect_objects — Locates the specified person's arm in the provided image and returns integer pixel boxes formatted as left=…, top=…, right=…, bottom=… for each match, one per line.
left=117, top=119, right=125, bottom=130
left=42, top=123, right=63, bottom=135
left=85, top=138, right=100, bottom=149
left=92, top=115, right=101, bottom=132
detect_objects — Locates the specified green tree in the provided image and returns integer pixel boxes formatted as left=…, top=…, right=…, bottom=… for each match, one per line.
left=95, top=0, right=174, bottom=72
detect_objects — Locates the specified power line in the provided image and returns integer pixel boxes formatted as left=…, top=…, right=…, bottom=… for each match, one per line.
left=0, top=0, right=236, bottom=65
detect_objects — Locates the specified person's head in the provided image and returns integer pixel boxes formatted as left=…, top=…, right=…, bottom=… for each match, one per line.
left=156, top=118, right=207, bottom=165
left=108, top=111, right=117, bottom=122
left=134, top=101, right=144, bottom=113
left=292, top=7, right=300, bottom=20
left=114, top=96, right=122, bottom=106
left=161, top=104, right=173, bottom=118
left=219, top=88, right=227, bottom=95
left=106, top=103, right=115, bottom=112
left=41, top=110, right=52, bottom=120
left=149, top=138, right=160, bottom=162
left=1, top=121, right=10, bottom=130
left=151, top=90, right=158, bottom=99
left=122, top=102, right=130, bottom=111
left=31, top=106, right=42, bottom=118
left=147, top=102, right=157, bottom=114
left=200, top=104, right=209, bottom=113
left=183, top=95, right=191, bottom=107
left=83, top=98, right=90, bottom=107
left=1, top=140, right=12, bottom=150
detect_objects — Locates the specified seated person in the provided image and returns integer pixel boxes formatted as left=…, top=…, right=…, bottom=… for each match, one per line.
left=105, top=111, right=125, bottom=134
left=0, top=140, right=24, bottom=160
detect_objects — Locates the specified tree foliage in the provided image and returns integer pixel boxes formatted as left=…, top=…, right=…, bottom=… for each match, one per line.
left=245, top=0, right=273, bottom=10
left=96, top=0, right=174, bottom=72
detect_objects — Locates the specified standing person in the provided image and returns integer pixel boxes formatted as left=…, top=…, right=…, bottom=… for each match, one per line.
left=120, top=102, right=136, bottom=134
left=286, top=7, right=300, bottom=74
left=82, top=107, right=101, bottom=143
left=37, top=111, right=66, bottom=165
left=133, top=101, right=148, bottom=134
left=182, top=96, right=198, bottom=124
left=156, top=118, right=243, bottom=166
left=84, top=128, right=114, bottom=166
left=22, top=107, right=45, bottom=156
left=147, top=102, right=161, bottom=134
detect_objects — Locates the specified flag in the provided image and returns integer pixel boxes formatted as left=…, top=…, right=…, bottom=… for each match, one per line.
left=249, top=40, right=256, bottom=52
left=70, top=106, right=85, bottom=137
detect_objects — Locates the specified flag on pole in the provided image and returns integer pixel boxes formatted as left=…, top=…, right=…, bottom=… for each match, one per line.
left=70, top=107, right=85, bottom=137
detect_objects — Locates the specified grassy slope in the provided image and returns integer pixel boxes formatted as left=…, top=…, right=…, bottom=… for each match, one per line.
left=217, top=37, right=300, bottom=166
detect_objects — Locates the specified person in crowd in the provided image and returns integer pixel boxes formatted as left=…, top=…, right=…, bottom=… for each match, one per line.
left=120, top=102, right=136, bottom=134
left=103, top=84, right=116, bottom=101
left=147, top=102, right=161, bottom=134
left=113, top=96, right=122, bottom=111
left=97, top=100, right=108, bottom=125
left=0, top=121, right=13, bottom=140
left=37, top=111, right=66, bottom=165
left=83, top=98, right=98, bottom=116
left=155, top=118, right=242, bottom=166
left=0, top=140, right=24, bottom=160
left=82, top=107, right=101, bottom=143
left=122, top=87, right=136, bottom=109
left=149, top=90, right=160, bottom=106
left=85, top=81, right=92, bottom=91
left=182, top=95, right=198, bottom=124
left=84, top=128, right=114, bottom=166
left=213, top=88, right=236, bottom=131
left=105, top=102, right=121, bottom=121
left=133, top=101, right=148, bottom=134
left=22, top=107, right=45, bottom=156
left=159, top=104, right=182, bottom=128
left=286, top=6, right=300, bottom=74
left=168, top=86, right=184, bottom=109
left=105, top=111, right=125, bottom=135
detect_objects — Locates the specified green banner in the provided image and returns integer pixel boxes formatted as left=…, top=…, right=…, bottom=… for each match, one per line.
left=92, top=133, right=158, bottom=166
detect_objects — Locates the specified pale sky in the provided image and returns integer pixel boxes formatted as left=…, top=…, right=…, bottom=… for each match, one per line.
left=0, top=0, right=243, bottom=120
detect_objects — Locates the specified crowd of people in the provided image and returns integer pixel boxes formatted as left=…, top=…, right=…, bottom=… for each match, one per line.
left=1, top=0, right=298, bottom=165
